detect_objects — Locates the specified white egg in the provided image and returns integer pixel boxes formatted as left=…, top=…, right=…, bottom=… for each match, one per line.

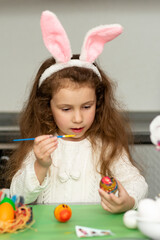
left=138, top=198, right=160, bottom=221
left=123, top=210, right=138, bottom=229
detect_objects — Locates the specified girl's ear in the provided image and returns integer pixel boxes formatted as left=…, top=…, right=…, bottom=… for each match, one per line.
left=40, top=11, right=72, bottom=63
left=80, top=24, right=123, bottom=63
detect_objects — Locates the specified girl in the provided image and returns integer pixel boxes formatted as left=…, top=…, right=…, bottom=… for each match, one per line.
left=5, top=11, right=148, bottom=213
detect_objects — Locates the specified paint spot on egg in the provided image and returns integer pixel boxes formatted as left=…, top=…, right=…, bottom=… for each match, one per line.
left=54, top=204, right=72, bottom=222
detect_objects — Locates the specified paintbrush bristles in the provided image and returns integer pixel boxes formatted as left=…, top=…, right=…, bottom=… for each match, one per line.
left=57, top=135, right=75, bottom=138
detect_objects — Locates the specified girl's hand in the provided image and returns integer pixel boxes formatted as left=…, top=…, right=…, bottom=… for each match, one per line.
left=98, top=180, right=135, bottom=213
left=34, top=135, right=58, bottom=168
left=33, top=135, right=58, bottom=185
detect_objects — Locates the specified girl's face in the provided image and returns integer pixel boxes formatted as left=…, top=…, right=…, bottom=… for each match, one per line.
left=50, top=84, right=96, bottom=141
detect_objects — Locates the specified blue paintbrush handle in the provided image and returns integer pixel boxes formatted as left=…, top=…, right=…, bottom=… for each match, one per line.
left=13, top=138, right=35, bottom=141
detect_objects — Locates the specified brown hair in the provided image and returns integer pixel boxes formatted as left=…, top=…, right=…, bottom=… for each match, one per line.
left=4, top=54, right=134, bottom=187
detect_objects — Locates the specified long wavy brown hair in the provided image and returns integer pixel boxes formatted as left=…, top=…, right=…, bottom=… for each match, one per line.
left=4, top=54, right=134, bottom=187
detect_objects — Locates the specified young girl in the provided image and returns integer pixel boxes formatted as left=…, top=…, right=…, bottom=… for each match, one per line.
left=5, top=11, right=148, bottom=213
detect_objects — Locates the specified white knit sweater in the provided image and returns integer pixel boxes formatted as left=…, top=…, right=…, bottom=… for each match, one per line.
left=10, top=138, right=148, bottom=207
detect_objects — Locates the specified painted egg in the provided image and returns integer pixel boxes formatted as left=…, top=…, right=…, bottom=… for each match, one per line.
left=100, top=176, right=118, bottom=194
left=54, top=204, right=72, bottom=223
left=0, top=197, right=16, bottom=210
left=0, top=202, right=15, bottom=222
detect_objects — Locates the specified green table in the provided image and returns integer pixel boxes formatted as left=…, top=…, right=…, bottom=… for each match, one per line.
left=0, top=204, right=149, bottom=240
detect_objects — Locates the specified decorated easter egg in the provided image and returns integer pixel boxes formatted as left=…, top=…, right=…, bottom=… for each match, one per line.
left=0, top=197, right=16, bottom=210
left=100, top=176, right=118, bottom=194
left=54, top=204, right=72, bottom=223
left=0, top=202, right=15, bottom=222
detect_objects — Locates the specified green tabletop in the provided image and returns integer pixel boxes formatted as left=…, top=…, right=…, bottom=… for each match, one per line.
left=0, top=204, right=149, bottom=240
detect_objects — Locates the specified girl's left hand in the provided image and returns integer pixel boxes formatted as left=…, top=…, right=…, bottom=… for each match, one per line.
left=98, top=180, right=135, bottom=213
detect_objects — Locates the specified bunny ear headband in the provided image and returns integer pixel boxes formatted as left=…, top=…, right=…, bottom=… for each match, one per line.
left=150, top=115, right=160, bottom=150
left=39, top=10, right=123, bottom=87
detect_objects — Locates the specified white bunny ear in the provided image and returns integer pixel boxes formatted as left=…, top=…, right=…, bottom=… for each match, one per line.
left=150, top=115, right=160, bottom=146
left=40, top=11, right=72, bottom=63
left=80, top=24, right=123, bottom=63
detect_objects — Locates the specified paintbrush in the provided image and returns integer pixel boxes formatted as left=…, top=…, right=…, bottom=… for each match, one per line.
left=13, top=135, right=75, bottom=141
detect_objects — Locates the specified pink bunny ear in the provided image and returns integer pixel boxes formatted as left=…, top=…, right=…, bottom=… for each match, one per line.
left=80, top=24, right=123, bottom=63
left=40, top=11, right=72, bottom=63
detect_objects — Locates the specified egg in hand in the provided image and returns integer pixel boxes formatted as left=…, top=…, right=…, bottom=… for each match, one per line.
left=100, top=176, right=118, bottom=194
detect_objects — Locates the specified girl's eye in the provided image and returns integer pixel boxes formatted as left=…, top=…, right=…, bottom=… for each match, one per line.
left=83, top=105, right=91, bottom=109
left=62, top=108, right=70, bottom=111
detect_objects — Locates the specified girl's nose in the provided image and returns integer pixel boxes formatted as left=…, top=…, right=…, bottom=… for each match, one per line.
left=72, top=110, right=83, bottom=123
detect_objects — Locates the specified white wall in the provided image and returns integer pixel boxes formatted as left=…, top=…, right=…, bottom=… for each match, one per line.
left=0, top=0, right=160, bottom=112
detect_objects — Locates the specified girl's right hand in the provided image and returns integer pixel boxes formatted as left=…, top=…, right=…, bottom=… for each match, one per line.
left=33, top=135, right=58, bottom=169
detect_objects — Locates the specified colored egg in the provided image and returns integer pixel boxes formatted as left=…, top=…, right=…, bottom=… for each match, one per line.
left=100, top=176, right=118, bottom=194
left=0, top=202, right=15, bottom=222
left=0, top=197, right=16, bottom=210
left=54, top=204, right=72, bottom=223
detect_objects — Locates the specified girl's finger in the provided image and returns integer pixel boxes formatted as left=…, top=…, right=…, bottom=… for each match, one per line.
left=98, top=188, right=109, bottom=198
left=99, top=189, right=112, bottom=204
left=39, top=141, right=58, bottom=156
left=99, top=189, right=114, bottom=202
left=43, top=144, right=58, bottom=156
left=101, top=198, right=116, bottom=213
left=101, top=201, right=111, bottom=212
left=35, top=136, right=58, bottom=150
left=34, top=135, right=52, bottom=144
left=99, top=189, right=119, bottom=206
left=108, top=192, right=121, bottom=205
left=116, top=180, right=128, bottom=198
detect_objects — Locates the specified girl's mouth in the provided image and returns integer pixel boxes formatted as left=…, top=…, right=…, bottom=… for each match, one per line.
left=71, top=128, right=84, bottom=133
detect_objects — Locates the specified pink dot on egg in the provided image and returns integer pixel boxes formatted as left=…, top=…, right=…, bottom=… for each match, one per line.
left=102, top=176, right=112, bottom=185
